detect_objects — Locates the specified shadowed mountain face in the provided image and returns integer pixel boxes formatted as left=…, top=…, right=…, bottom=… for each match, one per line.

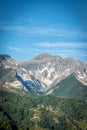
left=0, top=54, right=11, bottom=60
left=0, top=53, right=87, bottom=99
left=15, top=72, right=42, bottom=93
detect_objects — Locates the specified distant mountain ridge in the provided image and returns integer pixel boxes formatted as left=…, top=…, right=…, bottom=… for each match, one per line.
left=0, top=53, right=87, bottom=99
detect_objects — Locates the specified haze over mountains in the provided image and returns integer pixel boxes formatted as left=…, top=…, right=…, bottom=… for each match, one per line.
left=0, top=53, right=87, bottom=100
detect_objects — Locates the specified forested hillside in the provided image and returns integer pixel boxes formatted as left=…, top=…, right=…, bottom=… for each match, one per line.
left=0, top=90, right=87, bottom=130
left=48, top=74, right=87, bottom=100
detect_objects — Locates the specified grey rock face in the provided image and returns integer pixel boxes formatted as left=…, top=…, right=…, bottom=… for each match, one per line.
left=0, top=53, right=87, bottom=92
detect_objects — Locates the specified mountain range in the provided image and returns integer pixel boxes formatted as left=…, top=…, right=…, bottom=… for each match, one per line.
left=0, top=53, right=87, bottom=100
left=0, top=53, right=87, bottom=130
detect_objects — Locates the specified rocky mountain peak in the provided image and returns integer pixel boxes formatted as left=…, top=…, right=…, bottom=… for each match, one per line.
left=31, top=53, right=52, bottom=61
left=0, top=54, right=11, bottom=60
left=31, top=53, right=62, bottom=62
left=0, top=53, right=87, bottom=94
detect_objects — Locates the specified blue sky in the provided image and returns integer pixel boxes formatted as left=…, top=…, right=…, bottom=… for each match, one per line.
left=0, top=0, right=87, bottom=62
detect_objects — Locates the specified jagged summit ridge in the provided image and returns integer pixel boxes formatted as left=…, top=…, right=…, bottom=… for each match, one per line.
left=0, top=53, right=87, bottom=94
left=0, top=54, right=11, bottom=60
left=30, top=53, right=62, bottom=62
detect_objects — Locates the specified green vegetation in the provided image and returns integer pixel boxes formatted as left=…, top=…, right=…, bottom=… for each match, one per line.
left=50, top=74, right=87, bottom=100
left=0, top=90, right=87, bottom=130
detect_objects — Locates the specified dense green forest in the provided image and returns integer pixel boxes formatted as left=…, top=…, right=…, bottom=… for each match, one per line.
left=0, top=90, right=87, bottom=130
left=47, top=74, right=87, bottom=100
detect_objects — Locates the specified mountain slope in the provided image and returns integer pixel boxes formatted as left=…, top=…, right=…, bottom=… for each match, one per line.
left=0, top=53, right=87, bottom=98
left=17, top=53, right=87, bottom=89
left=0, top=90, right=87, bottom=130
left=46, top=74, right=87, bottom=100
left=0, top=54, right=87, bottom=130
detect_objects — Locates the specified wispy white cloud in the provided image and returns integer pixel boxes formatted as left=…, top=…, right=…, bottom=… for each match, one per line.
left=7, top=46, right=42, bottom=53
left=81, top=54, right=87, bottom=57
left=6, top=45, right=87, bottom=62
left=7, top=46, right=23, bottom=52
left=34, top=42, right=87, bottom=59
left=6, top=41, right=87, bottom=58
left=0, top=23, right=87, bottom=39
left=27, top=18, right=34, bottom=23
left=0, top=25, right=25, bottom=32
left=37, top=42, right=87, bottom=48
